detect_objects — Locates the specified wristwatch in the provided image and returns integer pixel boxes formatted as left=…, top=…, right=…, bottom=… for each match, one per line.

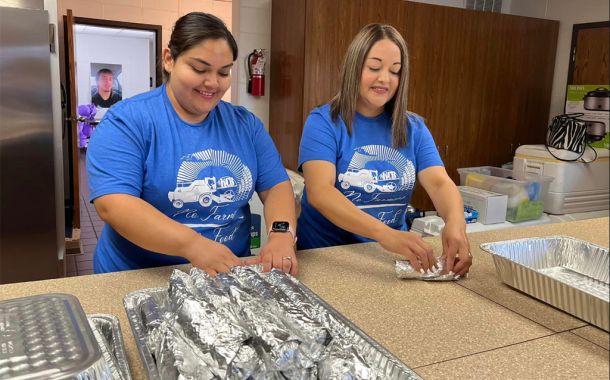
left=268, top=221, right=297, bottom=243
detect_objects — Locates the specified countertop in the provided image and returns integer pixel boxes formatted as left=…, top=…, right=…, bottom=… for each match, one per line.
left=1, top=218, right=608, bottom=379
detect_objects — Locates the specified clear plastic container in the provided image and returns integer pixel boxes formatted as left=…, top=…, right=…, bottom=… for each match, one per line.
left=457, top=166, right=553, bottom=222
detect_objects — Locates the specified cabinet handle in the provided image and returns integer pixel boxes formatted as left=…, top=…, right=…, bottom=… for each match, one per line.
left=510, top=143, right=513, bottom=154
left=445, top=145, right=448, bottom=157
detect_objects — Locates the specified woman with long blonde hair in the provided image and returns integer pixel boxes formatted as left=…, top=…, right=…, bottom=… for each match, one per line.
left=298, top=23, right=472, bottom=276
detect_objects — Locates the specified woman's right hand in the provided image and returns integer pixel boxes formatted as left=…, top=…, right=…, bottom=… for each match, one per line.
left=182, top=236, right=243, bottom=276
left=378, top=229, right=436, bottom=272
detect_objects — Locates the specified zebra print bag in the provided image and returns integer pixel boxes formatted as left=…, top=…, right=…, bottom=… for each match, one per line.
left=545, top=113, right=597, bottom=162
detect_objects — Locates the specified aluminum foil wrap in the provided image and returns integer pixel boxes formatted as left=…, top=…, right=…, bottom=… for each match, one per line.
left=481, top=236, right=609, bottom=331
left=0, top=293, right=128, bottom=380
left=124, top=267, right=422, bottom=380
left=395, top=257, right=459, bottom=281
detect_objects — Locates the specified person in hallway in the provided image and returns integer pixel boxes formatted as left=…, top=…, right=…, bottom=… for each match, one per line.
left=87, top=12, right=297, bottom=275
left=297, top=23, right=472, bottom=276
left=91, top=68, right=122, bottom=108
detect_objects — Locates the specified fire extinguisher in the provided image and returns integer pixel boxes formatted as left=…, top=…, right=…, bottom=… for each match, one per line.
left=247, top=49, right=266, bottom=96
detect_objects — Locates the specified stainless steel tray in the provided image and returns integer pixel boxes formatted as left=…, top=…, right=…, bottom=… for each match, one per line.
left=124, top=269, right=422, bottom=379
left=0, top=293, right=124, bottom=379
left=480, top=236, right=609, bottom=331
left=88, top=314, right=132, bottom=380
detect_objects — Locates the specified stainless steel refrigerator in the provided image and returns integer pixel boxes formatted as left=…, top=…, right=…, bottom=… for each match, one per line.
left=0, top=1, right=65, bottom=283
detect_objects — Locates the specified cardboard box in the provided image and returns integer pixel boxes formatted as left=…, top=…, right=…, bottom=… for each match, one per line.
left=459, top=186, right=508, bottom=224
left=565, top=85, right=609, bottom=149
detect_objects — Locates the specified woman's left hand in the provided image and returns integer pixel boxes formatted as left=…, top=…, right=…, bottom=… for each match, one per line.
left=441, top=219, right=472, bottom=277
left=259, top=232, right=298, bottom=275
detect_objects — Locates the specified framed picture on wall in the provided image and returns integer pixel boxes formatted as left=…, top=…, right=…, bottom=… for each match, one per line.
left=90, top=62, right=123, bottom=109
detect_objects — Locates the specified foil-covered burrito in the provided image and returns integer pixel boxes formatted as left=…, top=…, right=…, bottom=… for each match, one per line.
left=124, top=267, right=422, bottom=380
left=395, top=257, right=460, bottom=281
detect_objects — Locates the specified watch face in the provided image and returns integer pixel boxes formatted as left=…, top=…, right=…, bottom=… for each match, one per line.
left=272, top=221, right=290, bottom=232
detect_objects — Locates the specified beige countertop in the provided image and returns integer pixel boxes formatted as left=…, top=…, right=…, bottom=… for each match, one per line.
left=1, top=218, right=608, bottom=379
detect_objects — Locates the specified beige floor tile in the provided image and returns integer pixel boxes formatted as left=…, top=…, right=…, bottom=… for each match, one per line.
left=415, top=332, right=609, bottom=380
left=571, top=326, right=609, bottom=350
left=65, top=256, right=77, bottom=273
left=77, top=260, right=94, bottom=273
left=455, top=222, right=610, bottom=332
left=455, top=250, right=586, bottom=332
left=298, top=243, right=553, bottom=368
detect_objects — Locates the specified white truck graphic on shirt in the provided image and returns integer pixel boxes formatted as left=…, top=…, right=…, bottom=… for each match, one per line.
left=338, top=168, right=399, bottom=193
left=168, top=176, right=236, bottom=208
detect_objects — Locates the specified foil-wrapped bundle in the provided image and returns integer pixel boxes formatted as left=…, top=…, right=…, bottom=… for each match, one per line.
left=124, top=267, right=422, bottom=380
left=318, top=339, right=377, bottom=379
left=190, top=268, right=306, bottom=372
left=233, top=267, right=332, bottom=364
left=395, top=257, right=459, bottom=281
left=140, top=294, right=218, bottom=379
left=168, top=270, right=261, bottom=378
left=261, top=269, right=380, bottom=379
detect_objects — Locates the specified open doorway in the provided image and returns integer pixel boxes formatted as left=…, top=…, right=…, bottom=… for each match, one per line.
left=63, top=14, right=162, bottom=275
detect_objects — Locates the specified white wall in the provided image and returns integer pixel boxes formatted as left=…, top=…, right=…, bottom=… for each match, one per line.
left=74, top=33, right=151, bottom=108
left=509, top=0, right=609, bottom=122
left=44, top=0, right=66, bottom=260
left=232, top=0, right=272, bottom=129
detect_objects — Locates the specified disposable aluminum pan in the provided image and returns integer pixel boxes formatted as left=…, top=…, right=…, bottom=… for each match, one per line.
left=124, top=269, right=422, bottom=380
left=480, top=236, right=609, bottom=331
left=0, top=293, right=127, bottom=380
left=88, top=314, right=132, bottom=380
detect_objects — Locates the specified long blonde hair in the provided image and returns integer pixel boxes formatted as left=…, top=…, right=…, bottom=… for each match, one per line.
left=330, top=23, right=410, bottom=148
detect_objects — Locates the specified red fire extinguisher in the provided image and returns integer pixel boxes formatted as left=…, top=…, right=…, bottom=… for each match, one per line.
left=247, top=49, right=266, bottom=96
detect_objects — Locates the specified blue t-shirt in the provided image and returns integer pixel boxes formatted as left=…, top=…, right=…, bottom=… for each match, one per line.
left=297, top=104, right=443, bottom=249
left=87, top=84, right=288, bottom=273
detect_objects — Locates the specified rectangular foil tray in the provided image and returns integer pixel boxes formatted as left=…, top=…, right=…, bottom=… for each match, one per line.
left=88, top=314, right=132, bottom=380
left=480, top=236, right=609, bottom=331
left=124, top=278, right=421, bottom=380
left=0, top=293, right=129, bottom=380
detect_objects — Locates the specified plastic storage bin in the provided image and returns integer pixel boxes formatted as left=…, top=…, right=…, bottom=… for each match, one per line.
left=513, top=145, right=609, bottom=214
left=457, top=166, right=553, bottom=222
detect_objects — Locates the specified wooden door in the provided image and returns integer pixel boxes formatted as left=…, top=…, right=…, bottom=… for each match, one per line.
left=405, top=4, right=494, bottom=209
left=303, top=0, right=363, bottom=120
left=507, top=15, right=561, bottom=158
left=359, top=0, right=407, bottom=36
left=404, top=2, right=558, bottom=210
left=568, top=22, right=610, bottom=85
left=66, top=9, right=80, bottom=228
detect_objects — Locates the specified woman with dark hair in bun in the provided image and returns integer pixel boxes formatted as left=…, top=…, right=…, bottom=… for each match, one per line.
left=87, top=13, right=297, bottom=275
